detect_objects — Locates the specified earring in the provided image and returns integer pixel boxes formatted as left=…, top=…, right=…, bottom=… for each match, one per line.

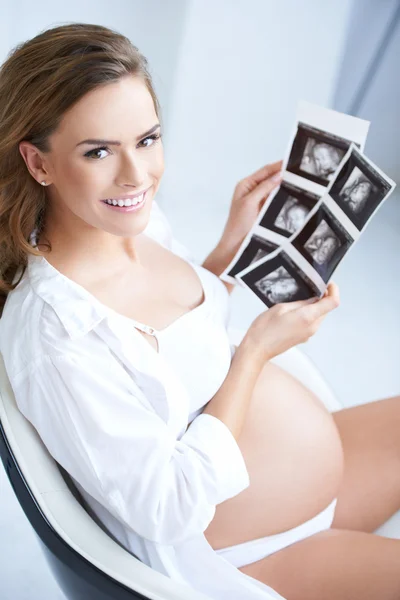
left=41, top=181, right=47, bottom=186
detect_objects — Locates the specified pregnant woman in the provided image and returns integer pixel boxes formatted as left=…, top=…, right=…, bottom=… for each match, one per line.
left=1, top=23, right=400, bottom=600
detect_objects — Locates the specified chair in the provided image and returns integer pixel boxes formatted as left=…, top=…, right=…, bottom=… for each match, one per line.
left=0, top=327, right=342, bottom=599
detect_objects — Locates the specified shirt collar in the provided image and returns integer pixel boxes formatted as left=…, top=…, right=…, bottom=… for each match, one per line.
left=27, top=226, right=110, bottom=339
left=27, top=251, right=110, bottom=339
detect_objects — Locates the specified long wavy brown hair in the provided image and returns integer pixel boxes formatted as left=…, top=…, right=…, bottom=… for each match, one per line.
left=0, top=22, right=161, bottom=317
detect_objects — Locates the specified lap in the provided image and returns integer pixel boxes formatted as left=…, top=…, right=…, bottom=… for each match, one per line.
left=225, top=364, right=400, bottom=596
left=240, top=395, right=400, bottom=600
left=211, top=353, right=400, bottom=595
left=239, top=528, right=400, bottom=600
left=331, top=395, right=400, bottom=532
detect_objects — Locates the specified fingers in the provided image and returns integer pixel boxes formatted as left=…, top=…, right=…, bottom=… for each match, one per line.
left=273, top=282, right=339, bottom=314
left=273, top=295, right=320, bottom=313
left=325, top=281, right=340, bottom=300
left=302, top=282, right=340, bottom=320
left=248, top=159, right=283, bottom=185
left=247, top=170, right=283, bottom=205
left=307, top=286, right=338, bottom=331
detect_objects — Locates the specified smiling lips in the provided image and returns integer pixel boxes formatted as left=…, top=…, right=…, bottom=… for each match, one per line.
left=101, top=190, right=147, bottom=212
left=103, top=192, right=145, bottom=207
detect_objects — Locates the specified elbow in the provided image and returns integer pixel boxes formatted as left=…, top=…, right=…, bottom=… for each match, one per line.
left=141, top=501, right=217, bottom=545
left=121, top=496, right=217, bottom=545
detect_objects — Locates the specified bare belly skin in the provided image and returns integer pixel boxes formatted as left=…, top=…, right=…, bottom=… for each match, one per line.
left=204, top=361, right=345, bottom=550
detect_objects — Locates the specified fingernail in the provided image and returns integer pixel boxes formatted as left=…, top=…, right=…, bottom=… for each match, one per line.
left=272, top=173, right=282, bottom=182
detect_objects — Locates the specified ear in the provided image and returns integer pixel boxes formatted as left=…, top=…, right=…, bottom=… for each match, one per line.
left=19, top=141, right=50, bottom=184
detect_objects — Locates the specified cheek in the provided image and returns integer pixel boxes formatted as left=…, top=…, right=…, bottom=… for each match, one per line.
left=62, top=160, right=99, bottom=188
left=56, top=161, right=107, bottom=216
left=69, top=163, right=114, bottom=204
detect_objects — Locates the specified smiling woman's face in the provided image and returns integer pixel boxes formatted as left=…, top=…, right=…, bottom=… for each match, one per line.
left=21, top=75, right=164, bottom=241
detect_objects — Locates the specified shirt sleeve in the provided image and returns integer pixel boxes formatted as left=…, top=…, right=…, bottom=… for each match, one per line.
left=11, top=351, right=250, bottom=545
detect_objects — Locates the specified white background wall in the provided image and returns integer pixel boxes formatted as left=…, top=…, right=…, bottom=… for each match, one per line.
left=303, top=0, right=400, bottom=408
left=1, top=1, right=399, bottom=598
left=158, top=0, right=399, bottom=409
left=160, top=0, right=353, bottom=249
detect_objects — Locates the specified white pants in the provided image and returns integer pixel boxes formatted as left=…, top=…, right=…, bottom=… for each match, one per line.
left=215, top=497, right=338, bottom=568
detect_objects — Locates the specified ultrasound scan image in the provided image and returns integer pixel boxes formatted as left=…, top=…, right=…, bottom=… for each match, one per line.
left=303, top=219, right=341, bottom=265
left=274, top=195, right=311, bottom=234
left=339, top=167, right=373, bottom=214
left=249, top=247, right=271, bottom=266
left=255, top=266, right=300, bottom=303
left=300, top=139, right=345, bottom=182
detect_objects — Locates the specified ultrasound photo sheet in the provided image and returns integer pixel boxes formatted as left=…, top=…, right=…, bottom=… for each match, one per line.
left=234, top=144, right=396, bottom=308
left=221, top=101, right=370, bottom=286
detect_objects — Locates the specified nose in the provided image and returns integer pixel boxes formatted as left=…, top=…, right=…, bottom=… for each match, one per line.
left=117, top=151, right=147, bottom=188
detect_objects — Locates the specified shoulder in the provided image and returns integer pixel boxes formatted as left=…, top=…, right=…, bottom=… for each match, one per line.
left=0, top=273, right=44, bottom=379
left=0, top=273, right=82, bottom=381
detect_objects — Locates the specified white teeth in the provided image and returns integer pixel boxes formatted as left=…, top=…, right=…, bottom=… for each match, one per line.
left=105, top=193, right=144, bottom=207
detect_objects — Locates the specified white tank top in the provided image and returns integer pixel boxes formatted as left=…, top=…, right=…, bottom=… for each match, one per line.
left=122, top=263, right=235, bottom=425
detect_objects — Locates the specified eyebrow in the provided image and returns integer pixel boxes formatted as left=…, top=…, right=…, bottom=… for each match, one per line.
left=76, top=123, right=161, bottom=147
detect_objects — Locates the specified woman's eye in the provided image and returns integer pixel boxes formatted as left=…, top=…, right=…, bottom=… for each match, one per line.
left=84, top=133, right=162, bottom=160
left=139, top=133, right=162, bottom=147
left=84, top=147, right=109, bottom=160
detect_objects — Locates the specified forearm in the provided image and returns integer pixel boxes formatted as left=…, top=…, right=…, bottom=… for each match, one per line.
left=201, top=240, right=241, bottom=295
left=201, top=335, right=266, bottom=441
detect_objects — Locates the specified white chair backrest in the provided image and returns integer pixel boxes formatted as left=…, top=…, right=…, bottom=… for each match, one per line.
left=0, top=326, right=340, bottom=600
left=0, top=351, right=210, bottom=600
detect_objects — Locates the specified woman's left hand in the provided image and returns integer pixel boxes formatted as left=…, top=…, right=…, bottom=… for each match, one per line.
left=219, top=159, right=283, bottom=254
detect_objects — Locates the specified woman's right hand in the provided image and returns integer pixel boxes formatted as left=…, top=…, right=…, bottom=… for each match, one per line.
left=242, top=282, right=340, bottom=362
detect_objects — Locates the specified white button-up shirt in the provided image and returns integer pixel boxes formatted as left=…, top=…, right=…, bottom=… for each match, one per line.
left=0, top=201, right=285, bottom=599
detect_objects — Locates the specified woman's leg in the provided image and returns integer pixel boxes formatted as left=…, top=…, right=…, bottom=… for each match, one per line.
left=331, top=395, right=400, bottom=532
left=239, top=528, right=400, bottom=600
left=238, top=395, right=400, bottom=599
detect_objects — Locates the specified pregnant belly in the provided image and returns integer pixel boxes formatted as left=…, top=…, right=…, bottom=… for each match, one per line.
left=203, top=361, right=345, bottom=550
